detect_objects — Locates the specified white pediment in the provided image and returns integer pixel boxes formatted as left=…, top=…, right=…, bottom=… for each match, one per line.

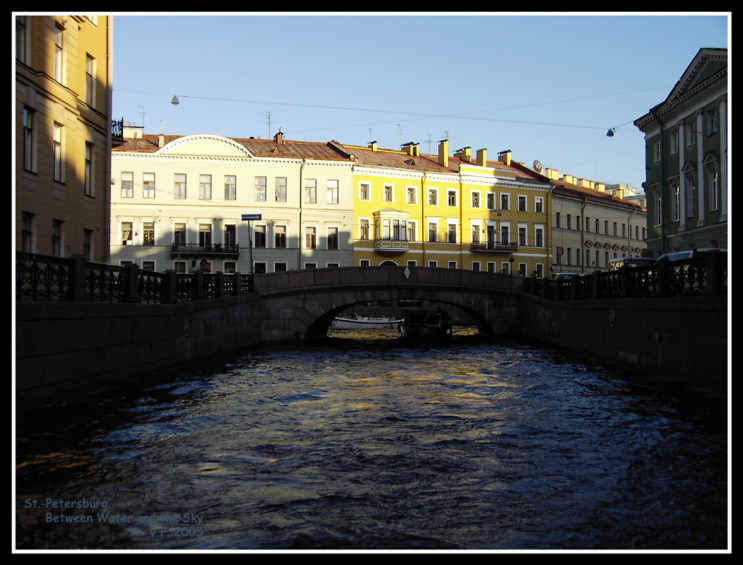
left=158, top=134, right=253, bottom=158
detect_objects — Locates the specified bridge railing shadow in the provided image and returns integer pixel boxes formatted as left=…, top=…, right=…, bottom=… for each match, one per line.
left=16, top=250, right=726, bottom=305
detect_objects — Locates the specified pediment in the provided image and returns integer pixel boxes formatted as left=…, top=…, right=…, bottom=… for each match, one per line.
left=158, top=134, right=254, bottom=158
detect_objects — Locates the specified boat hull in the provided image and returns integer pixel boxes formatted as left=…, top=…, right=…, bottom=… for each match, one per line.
left=332, top=317, right=402, bottom=330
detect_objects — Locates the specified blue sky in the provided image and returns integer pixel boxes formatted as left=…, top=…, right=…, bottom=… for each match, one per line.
left=112, top=12, right=729, bottom=192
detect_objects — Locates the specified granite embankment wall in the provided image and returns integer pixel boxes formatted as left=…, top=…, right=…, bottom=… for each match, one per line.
left=15, top=294, right=265, bottom=406
left=517, top=293, right=728, bottom=396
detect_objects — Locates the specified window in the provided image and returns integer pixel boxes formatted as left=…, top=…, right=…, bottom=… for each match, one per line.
left=360, top=219, right=370, bottom=240
left=555, top=212, right=561, bottom=228
left=85, top=54, right=95, bottom=107
left=384, top=184, right=393, bottom=202
left=653, top=184, right=662, bottom=225
left=472, top=192, right=480, bottom=208
left=359, top=182, right=370, bottom=200
left=705, top=157, right=720, bottom=211
left=275, top=225, right=287, bottom=248
left=670, top=130, right=679, bottom=154
left=118, top=172, right=133, bottom=198
left=685, top=121, right=696, bottom=146
left=327, top=180, right=339, bottom=204
left=22, top=212, right=34, bottom=253
left=121, top=221, right=133, bottom=245
left=254, top=225, right=266, bottom=248
left=16, top=16, right=27, bottom=63
left=535, top=197, right=544, bottom=213
left=53, top=124, right=63, bottom=182
left=305, top=179, right=317, bottom=204
left=305, top=226, right=316, bottom=249
left=224, top=175, right=236, bottom=200
left=535, top=226, right=544, bottom=247
left=447, top=190, right=457, bottom=206
left=174, top=223, right=186, bottom=246
left=518, top=195, right=527, bottom=211
left=487, top=193, right=496, bottom=210
left=501, top=225, right=510, bottom=245
left=275, top=177, right=287, bottom=202
left=447, top=222, right=457, bottom=243
left=84, top=142, right=94, bottom=196
left=143, top=173, right=156, bottom=198
left=407, top=221, right=416, bottom=242
left=255, top=176, right=267, bottom=201
left=54, top=26, right=64, bottom=83
left=518, top=226, right=527, bottom=246
left=328, top=227, right=339, bottom=249
left=669, top=179, right=680, bottom=222
left=83, top=229, right=92, bottom=261
left=224, top=225, right=236, bottom=248
left=501, top=194, right=510, bottom=210
left=143, top=222, right=155, bottom=245
left=707, top=108, right=719, bottom=135
left=428, top=188, right=438, bottom=206
left=174, top=174, right=187, bottom=199
left=199, top=224, right=211, bottom=247
left=407, top=186, right=417, bottom=204
left=23, top=107, right=34, bottom=172
left=653, top=140, right=662, bottom=162
left=52, top=220, right=63, bottom=256
left=428, top=222, right=438, bottom=242
left=684, top=167, right=696, bottom=218
left=199, top=174, right=211, bottom=199
left=585, top=217, right=590, bottom=233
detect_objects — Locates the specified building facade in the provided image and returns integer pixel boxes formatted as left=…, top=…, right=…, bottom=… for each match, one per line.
left=110, top=131, right=355, bottom=273
left=547, top=169, right=647, bottom=274
left=340, top=140, right=553, bottom=277
left=16, top=14, right=117, bottom=262
left=634, top=48, right=727, bottom=257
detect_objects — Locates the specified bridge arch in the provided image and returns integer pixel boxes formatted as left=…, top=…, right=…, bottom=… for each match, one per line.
left=252, top=266, right=524, bottom=343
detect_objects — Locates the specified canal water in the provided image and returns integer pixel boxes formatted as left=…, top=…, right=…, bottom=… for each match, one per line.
left=15, top=328, right=728, bottom=551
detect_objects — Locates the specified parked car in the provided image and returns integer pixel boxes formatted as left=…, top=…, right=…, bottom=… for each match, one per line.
left=608, top=257, right=655, bottom=271
left=656, top=248, right=726, bottom=263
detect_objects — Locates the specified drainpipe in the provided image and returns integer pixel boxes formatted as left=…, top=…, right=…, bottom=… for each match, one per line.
left=580, top=196, right=587, bottom=273
left=298, top=159, right=305, bottom=269
left=652, top=109, right=666, bottom=255
left=421, top=171, right=428, bottom=266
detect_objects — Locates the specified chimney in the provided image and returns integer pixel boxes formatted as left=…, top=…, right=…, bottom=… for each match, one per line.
left=402, top=141, right=419, bottom=156
left=455, top=147, right=472, bottom=162
left=476, top=148, right=487, bottom=167
left=369, top=140, right=378, bottom=151
left=595, top=182, right=606, bottom=192
left=498, top=150, right=512, bottom=166
left=545, top=168, right=560, bottom=180
left=438, top=139, right=449, bottom=167
left=158, top=133, right=165, bottom=147
left=273, top=129, right=285, bottom=144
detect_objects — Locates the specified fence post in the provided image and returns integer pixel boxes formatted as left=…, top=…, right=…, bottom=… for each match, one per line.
left=704, top=250, right=723, bottom=295
left=70, top=255, right=89, bottom=301
left=655, top=258, right=669, bottom=297
left=233, top=272, right=243, bottom=294
left=123, top=263, right=141, bottom=303
left=165, top=270, right=178, bottom=304
left=591, top=270, right=601, bottom=299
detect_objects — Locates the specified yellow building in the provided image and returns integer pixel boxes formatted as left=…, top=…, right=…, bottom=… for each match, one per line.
left=15, top=14, right=117, bottom=262
left=339, top=140, right=553, bottom=277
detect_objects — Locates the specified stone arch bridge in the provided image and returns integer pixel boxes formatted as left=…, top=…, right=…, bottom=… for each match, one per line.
left=252, top=266, right=522, bottom=343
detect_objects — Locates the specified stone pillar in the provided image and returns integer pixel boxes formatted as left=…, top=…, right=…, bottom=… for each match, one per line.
left=124, top=263, right=141, bottom=303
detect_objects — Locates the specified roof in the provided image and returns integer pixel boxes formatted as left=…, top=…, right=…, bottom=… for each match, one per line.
left=553, top=178, right=645, bottom=212
left=113, top=134, right=352, bottom=161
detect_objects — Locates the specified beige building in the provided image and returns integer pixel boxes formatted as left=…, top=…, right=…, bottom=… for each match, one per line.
left=110, top=131, right=355, bottom=273
left=548, top=169, right=647, bottom=274
left=16, top=14, right=117, bottom=262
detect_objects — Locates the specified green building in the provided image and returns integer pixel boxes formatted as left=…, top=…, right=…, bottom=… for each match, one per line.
left=634, top=48, right=727, bottom=257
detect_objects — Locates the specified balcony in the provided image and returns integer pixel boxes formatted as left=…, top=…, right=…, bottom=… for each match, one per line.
left=171, top=243, right=240, bottom=258
left=374, top=239, right=409, bottom=254
left=470, top=241, right=518, bottom=253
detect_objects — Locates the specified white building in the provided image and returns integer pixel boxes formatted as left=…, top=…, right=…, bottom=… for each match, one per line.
left=110, top=131, right=355, bottom=273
